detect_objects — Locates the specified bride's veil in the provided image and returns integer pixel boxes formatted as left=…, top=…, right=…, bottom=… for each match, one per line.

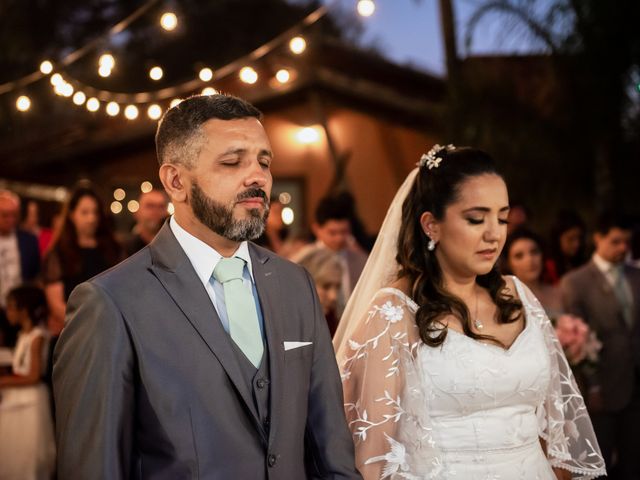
left=333, top=168, right=418, bottom=352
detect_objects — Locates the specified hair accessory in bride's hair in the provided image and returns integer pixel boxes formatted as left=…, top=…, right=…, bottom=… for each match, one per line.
left=418, top=143, right=456, bottom=169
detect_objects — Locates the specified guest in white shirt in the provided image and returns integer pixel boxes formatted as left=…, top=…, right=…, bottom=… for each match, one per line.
left=0, top=190, right=40, bottom=347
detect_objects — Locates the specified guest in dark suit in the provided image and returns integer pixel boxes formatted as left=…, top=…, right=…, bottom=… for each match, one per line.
left=0, top=190, right=40, bottom=347
left=53, top=94, right=361, bottom=479
left=123, top=189, right=168, bottom=256
left=561, top=212, right=640, bottom=479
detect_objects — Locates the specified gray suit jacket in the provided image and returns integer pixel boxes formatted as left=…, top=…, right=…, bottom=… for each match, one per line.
left=561, top=260, right=640, bottom=411
left=53, top=223, right=361, bottom=480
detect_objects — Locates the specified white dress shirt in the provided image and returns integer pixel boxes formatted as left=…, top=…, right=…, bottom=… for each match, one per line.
left=169, top=216, right=264, bottom=336
left=0, top=232, right=22, bottom=309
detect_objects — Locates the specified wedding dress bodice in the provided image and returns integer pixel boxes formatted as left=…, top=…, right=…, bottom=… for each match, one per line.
left=337, top=277, right=606, bottom=479
left=419, top=312, right=550, bottom=453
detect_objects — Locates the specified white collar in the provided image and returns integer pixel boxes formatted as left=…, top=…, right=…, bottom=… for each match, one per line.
left=170, top=216, right=254, bottom=286
left=592, top=253, right=618, bottom=274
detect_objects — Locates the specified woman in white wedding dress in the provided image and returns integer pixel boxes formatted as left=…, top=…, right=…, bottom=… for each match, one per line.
left=334, top=146, right=605, bottom=480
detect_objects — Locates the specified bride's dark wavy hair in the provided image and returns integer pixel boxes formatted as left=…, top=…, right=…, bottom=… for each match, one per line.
left=396, top=147, right=522, bottom=348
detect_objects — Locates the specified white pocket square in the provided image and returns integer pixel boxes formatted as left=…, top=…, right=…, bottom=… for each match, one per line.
left=284, top=341, right=312, bottom=351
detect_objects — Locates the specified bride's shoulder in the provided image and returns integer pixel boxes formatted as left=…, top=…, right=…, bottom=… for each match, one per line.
left=387, top=276, right=411, bottom=296
left=372, top=277, right=418, bottom=311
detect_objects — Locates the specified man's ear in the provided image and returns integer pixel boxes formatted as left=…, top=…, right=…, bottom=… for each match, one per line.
left=419, top=211, right=439, bottom=242
left=159, top=163, right=189, bottom=204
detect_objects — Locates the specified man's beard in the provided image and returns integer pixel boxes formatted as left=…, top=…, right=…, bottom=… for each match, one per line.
left=190, top=181, right=269, bottom=242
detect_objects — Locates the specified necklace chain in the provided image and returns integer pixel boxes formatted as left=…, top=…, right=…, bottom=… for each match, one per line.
left=473, top=284, right=484, bottom=330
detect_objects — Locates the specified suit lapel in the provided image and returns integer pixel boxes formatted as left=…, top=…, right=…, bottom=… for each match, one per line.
left=249, top=243, right=285, bottom=446
left=148, top=223, right=263, bottom=431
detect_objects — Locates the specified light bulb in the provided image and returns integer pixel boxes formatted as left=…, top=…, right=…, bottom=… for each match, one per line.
left=40, top=61, right=53, bottom=74
left=199, top=67, right=213, bottom=82
left=50, top=73, right=64, bottom=87
left=98, top=64, right=112, bottom=77
left=147, top=104, right=162, bottom=120
left=281, top=207, right=294, bottom=225
left=275, top=69, right=290, bottom=83
left=86, top=98, right=100, bottom=112
left=357, top=0, right=376, bottom=17
left=289, top=36, right=306, bottom=54
left=16, top=95, right=31, bottom=112
left=106, top=102, right=120, bottom=116
left=160, top=12, right=178, bottom=31
left=72, top=91, right=86, bottom=105
left=113, top=188, right=126, bottom=201
left=239, top=66, right=258, bottom=84
left=110, top=201, right=123, bottom=214
left=127, top=200, right=140, bottom=213
left=149, top=66, right=163, bottom=81
left=124, top=105, right=139, bottom=120
left=99, top=54, right=115, bottom=69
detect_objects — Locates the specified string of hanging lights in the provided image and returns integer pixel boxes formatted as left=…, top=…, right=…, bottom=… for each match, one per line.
left=6, top=0, right=376, bottom=119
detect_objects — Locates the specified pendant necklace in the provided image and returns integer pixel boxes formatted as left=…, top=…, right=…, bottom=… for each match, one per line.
left=473, top=286, right=484, bottom=330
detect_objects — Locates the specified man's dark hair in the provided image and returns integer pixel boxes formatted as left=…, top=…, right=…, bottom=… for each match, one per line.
left=155, top=94, right=262, bottom=168
left=314, top=195, right=351, bottom=226
left=595, top=211, right=632, bottom=235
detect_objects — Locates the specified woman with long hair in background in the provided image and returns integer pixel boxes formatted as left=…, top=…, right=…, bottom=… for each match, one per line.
left=42, top=184, right=122, bottom=396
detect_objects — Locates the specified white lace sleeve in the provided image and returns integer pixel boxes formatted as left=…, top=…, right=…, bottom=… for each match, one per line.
left=515, top=278, right=606, bottom=478
left=335, top=289, right=443, bottom=480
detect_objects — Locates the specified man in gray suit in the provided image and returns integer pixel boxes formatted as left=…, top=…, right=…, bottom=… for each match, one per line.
left=53, top=94, right=361, bottom=480
left=561, top=213, right=640, bottom=479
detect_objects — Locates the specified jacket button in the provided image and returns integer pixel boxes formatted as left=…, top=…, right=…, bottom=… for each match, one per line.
left=267, top=454, right=277, bottom=467
left=256, top=378, right=267, bottom=389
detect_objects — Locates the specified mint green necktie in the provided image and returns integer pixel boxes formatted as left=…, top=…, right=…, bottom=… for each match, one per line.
left=213, top=257, right=264, bottom=367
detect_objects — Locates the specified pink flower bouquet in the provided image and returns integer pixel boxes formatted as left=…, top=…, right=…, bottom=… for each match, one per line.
left=554, top=314, right=601, bottom=366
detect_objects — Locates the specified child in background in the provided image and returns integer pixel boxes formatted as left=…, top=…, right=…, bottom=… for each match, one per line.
left=0, top=285, right=55, bottom=480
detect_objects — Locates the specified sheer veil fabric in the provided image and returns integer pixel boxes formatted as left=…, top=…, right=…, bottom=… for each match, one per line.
left=333, top=168, right=606, bottom=479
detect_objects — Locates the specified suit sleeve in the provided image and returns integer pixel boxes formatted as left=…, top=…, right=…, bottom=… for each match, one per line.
left=559, top=274, right=600, bottom=390
left=560, top=275, right=587, bottom=320
left=53, top=281, right=135, bottom=480
left=302, top=270, right=362, bottom=479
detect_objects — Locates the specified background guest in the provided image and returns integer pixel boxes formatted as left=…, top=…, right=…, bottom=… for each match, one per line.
left=42, top=184, right=121, bottom=363
left=20, top=199, right=54, bottom=258
left=295, top=195, right=367, bottom=316
left=0, top=190, right=40, bottom=348
left=124, top=189, right=168, bottom=256
left=502, top=227, right=562, bottom=316
left=547, top=210, right=588, bottom=283
left=0, top=285, right=55, bottom=479
left=506, top=201, right=531, bottom=235
left=295, top=247, right=344, bottom=337
left=561, top=212, right=640, bottom=478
